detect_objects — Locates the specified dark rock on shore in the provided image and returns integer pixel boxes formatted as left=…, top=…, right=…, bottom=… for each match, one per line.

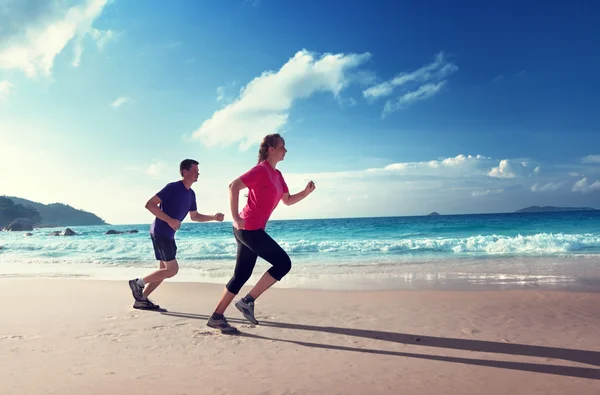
left=4, top=218, right=34, bottom=231
left=49, top=228, right=77, bottom=236
left=106, top=229, right=139, bottom=235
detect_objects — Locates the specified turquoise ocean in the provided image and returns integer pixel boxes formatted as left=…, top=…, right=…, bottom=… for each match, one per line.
left=1, top=211, right=600, bottom=291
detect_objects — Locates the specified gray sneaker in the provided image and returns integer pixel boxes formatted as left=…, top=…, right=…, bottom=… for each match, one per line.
left=207, top=316, right=239, bottom=334
left=128, top=279, right=145, bottom=301
left=133, top=299, right=162, bottom=311
left=235, top=299, right=258, bottom=325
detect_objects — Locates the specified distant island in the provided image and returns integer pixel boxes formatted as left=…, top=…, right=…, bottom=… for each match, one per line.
left=515, top=206, right=597, bottom=213
left=1, top=196, right=107, bottom=228
left=427, top=212, right=441, bottom=216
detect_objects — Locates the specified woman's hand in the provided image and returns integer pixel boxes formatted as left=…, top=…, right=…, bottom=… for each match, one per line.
left=304, top=180, right=316, bottom=195
left=233, top=216, right=246, bottom=230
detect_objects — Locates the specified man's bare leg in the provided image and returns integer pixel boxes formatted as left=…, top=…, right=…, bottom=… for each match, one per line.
left=143, top=260, right=166, bottom=298
left=142, top=259, right=179, bottom=284
left=129, top=260, right=178, bottom=302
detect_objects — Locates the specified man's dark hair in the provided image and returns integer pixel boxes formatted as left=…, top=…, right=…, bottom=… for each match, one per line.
left=180, top=159, right=199, bottom=176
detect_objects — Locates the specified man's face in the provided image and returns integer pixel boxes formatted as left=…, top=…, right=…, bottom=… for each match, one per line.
left=183, top=164, right=199, bottom=182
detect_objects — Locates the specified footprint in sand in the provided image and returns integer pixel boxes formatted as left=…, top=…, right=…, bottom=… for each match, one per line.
left=1, top=334, right=40, bottom=341
left=193, top=329, right=219, bottom=337
left=194, top=328, right=245, bottom=337
left=1, top=335, right=24, bottom=340
left=240, top=324, right=256, bottom=329
left=77, top=332, right=124, bottom=342
left=150, top=323, right=190, bottom=331
left=103, top=316, right=117, bottom=320
left=461, top=328, right=482, bottom=335
left=151, top=325, right=167, bottom=330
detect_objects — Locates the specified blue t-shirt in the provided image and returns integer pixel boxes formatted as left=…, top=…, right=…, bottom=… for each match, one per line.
left=150, top=181, right=197, bottom=239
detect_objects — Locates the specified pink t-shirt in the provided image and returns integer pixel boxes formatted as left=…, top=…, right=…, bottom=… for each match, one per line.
left=239, top=161, right=289, bottom=230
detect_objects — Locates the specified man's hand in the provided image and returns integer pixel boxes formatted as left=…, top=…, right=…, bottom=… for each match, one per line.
left=167, top=218, right=182, bottom=231
left=213, top=213, right=225, bottom=222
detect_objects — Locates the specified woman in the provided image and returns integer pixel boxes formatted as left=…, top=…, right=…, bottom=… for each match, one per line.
left=207, top=133, right=316, bottom=333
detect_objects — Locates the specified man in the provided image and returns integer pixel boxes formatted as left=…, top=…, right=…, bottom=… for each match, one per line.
left=128, top=159, right=224, bottom=310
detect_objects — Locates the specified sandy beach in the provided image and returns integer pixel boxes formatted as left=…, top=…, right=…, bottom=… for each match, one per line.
left=0, top=279, right=599, bottom=394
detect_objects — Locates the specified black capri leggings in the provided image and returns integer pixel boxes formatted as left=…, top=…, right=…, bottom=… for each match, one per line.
left=226, top=228, right=292, bottom=295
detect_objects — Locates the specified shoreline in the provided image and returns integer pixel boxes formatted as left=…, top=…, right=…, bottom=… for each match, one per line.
left=1, top=270, right=600, bottom=293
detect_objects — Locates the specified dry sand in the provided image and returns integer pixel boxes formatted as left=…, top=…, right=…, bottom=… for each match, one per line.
left=1, top=278, right=599, bottom=394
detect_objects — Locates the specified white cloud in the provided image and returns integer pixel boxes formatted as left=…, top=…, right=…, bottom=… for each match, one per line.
left=382, top=81, right=446, bottom=117
left=363, top=83, right=394, bottom=99
left=111, top=96, right=130, bottom=108
left=90, top=27, right=115, bottom=51
left=340, top=97, right=358, bottom=107
left=215, top=81, right=238, bottom=103
left=192, top=49, right=371, bottom=150
left=569, top=172, right=583, bottom=177
left=216, top=86, right=226, bottom=102
left=0, top=0, right=112, bottom=78
left=531, top=182, right=563, bottom=192
left=472, top=189, right=504, bottom=197
left=581, top=154, right=600, bottom=164
left=488, top=160, right=516, bottom=178
left=363, top=52, right=458, bottom=100
left=0, top=80, right=14, bottom=101
left=362, top=52, right=458, bottom=116
left=372, top=154, right=490, bottom=175
left=488, top=159, right=538, bottom=179
left=146, top=161, right=167, bottom=177
left=372, top=155, right=539, bottom=181
left=285, top=154, right=493, bottom=185
left=572, top=178, right=600, bottom=193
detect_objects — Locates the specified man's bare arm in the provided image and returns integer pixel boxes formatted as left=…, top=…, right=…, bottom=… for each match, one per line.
left=145, top=195, right=181, bottom=231
left=190, top=211, right=224, bottom=222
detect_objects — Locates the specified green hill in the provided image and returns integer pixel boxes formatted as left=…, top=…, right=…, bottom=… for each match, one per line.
left=3, top=196, right=107, bottom=227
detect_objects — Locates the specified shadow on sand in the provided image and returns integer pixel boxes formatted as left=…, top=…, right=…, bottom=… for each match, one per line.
left=161, top=311, right=600, bottom=380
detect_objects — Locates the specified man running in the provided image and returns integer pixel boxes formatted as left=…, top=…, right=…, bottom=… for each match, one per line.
left=128, top=159, right=224, bottom=310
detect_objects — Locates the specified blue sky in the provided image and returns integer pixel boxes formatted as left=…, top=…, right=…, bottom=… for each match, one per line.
left=1, top=0, right=599, bottom=224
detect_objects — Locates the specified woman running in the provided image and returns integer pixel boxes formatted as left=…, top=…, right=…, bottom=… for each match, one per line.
left=207, top=133, right=316, bottom=333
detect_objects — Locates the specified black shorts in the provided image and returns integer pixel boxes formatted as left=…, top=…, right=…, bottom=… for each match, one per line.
left=151, top=234, right=177, bottom=262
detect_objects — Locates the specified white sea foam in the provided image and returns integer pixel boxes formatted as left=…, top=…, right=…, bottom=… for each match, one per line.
left=1, top=233, right=599, bottom=268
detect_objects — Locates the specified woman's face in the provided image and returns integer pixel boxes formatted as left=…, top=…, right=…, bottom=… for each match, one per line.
left=271, top=138, right=287, bottom=162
